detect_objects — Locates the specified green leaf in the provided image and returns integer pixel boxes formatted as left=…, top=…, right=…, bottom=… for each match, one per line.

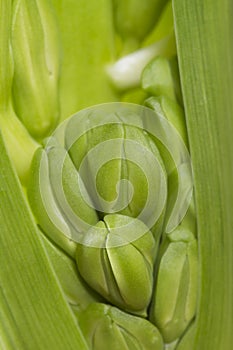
left=41, top=234, right=104, bottom=308
left=0, top=133, right=87, bottom=349
left=173, top=0, right=233, bottom=349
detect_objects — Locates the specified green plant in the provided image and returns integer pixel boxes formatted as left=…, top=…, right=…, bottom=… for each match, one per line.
left=0, top=1, right=232, bottom=349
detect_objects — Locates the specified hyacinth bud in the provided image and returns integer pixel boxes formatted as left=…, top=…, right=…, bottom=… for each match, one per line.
left=113, top=0, right=169, bottom=52
left=76, top=214, right=156, bottom=316
left=142, top=56, right=182, bottom=105
left=77, top=303, right=164, bottom=350
left=143, top=93, right=191, bottom=236
left=27, top=143, right=99, bottom=257
left=145, top=95, right=188, bottom=146
left=27, top=103, right=193, bottom=324
left=28, top=101, right=192, bottom=255
left=65, top=107, right=167, bottom=239
left=149, top=227, right=198, bottom=343
left=11, top=0, right=60, bottom=138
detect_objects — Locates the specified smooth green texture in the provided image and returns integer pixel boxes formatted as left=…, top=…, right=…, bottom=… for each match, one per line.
left=77, top=303, right=164, bottom=350
left=42, top=234, right=104, bottom=308
left=113, top=0, right=169, bottom=53
left=47, top=145, right=99, bottom=232
left=0, top=0, right=39, bottom=183
left=0, top=108, right=39, bottom=184
left=0, top=0, right=13, bottom=109
left=0, top=133, right=87, bottom=350
left=66, top=114, right=166, bottom=236
left=143, top=95, right=190, bottom=235
left=51, top=0, right=118, bottom=120
left=143, top=1, right=174, bottom=47
left=145, top=96, right=187, bottom=146
left=76, top=215, right=156, bottom=316
left=12, top=0, right=60, bottom=138
left=173, top=0, right=233, bottom=349
left=142, top=56, right=181, bottom=103
left=150, top=229, right=198, bottom=342
left=28, top=148, right=77, bottom=257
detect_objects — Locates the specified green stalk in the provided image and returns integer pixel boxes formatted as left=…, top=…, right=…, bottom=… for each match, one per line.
left=173, top=1, right=233, bottom=349
left=0, top=0, right=39, bottom=183
left=0, top=133, right=88, bottom=349
left=50, top=0, right=118, bottom=119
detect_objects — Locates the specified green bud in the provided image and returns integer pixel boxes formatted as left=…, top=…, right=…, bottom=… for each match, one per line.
left=142, top=56, right=182, bottom=105
left=145, top=95, right=188, bottom=146
left=144, top=95, right=191, bottom=234
left=113, top=0, right=169, bottom=52
left=46, top=143, right=99, bottom=233
left=76, top=214, right=156, bottom=316
left=149, top=228, right=198, bottom=343
left=77, top=303, right=164, bottom=350
left=11, top=0, right=60, bottom=138
left=66, top=111, right=167, bottom=238
left=28, top=139, right=100, bottom=257
left=28, top=148, right=77, bottom=257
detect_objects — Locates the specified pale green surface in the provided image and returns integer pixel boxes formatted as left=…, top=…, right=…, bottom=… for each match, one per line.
left=66, top=112, right=166, bottom=237
left=77, top=303, right=164, bottom=350
left=51, top=0, right=118, bottom=120
left=28, top=148, right=77, bottom=257
left=76, top=215, right=156, bottom=316
left=0, top=2, right=205, bottom=348
left=0, top=0, right=39, bottom=183
left=113, top=0, right=169, bottom=53
left=150, top=228, right=198, bottom=343
left=12, top=0, right=60, bottom=138
left=47, top=145, right=99, bottom=232
left=42, top=234, right=104, bottom=308
left=173, top=0, right=233, bottom=349
left=142, top=56, right=181, bottom=103
left=145, top=96, right=187, bottom=145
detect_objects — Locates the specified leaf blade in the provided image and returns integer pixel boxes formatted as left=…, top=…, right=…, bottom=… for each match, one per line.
left=0, top=133, right=87, bottom=350
left=173, top=1, right=233, bottom=349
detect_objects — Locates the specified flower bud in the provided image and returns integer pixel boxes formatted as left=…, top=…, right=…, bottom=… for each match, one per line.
left=76, top=214, right=156, bottom=316
left=142, top=56, right=182, bottom=105
left=113, top=0, right=169, bottom=52
left=77, top=303, right=164, bottom=350
left=11, top=0, right=60, bottom=138
left=149, top=227, right=198, bottom=343
left=145, top=95, right=187, bottom=146
left=27, top=143, right=99, bottom=257
left=144, top=95, right=192, bottom=234
left=65, top=110, right=167, bottom=239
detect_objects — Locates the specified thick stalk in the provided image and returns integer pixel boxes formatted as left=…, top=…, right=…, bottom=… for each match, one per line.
left=173, top=1, right=233, bottom=349
left=50, top=0, right=118, bottom=119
